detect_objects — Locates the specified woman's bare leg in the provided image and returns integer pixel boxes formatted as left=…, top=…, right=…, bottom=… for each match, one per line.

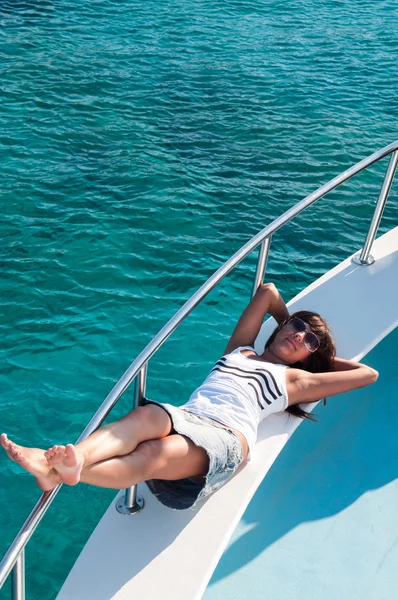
left=78, top=434, right=209, bottom=489
left=44, top=404, right=172, bottom=484
left=0, top=404, right=172, bottom=489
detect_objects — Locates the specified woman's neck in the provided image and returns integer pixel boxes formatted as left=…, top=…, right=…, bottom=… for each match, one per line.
left=260, top=347, right=287, bottom=365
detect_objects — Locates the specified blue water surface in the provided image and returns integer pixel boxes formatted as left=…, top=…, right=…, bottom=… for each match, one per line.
left=0, top=1, right=397, bottom=598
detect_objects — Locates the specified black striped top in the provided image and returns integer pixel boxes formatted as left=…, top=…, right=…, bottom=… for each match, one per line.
left=182, top=346, right=289, bottom=455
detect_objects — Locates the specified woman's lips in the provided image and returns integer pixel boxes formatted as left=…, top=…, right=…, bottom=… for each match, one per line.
left=286, top=338, right=296, bottom=350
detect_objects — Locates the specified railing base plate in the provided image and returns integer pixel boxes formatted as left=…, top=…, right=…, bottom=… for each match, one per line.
left=115, top=494, right=145, bottom=516
left=352, top=253, right=375, bottom=266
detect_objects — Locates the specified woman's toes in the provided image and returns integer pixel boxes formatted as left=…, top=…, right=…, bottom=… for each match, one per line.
left=0, top=434, right=9, bottom=449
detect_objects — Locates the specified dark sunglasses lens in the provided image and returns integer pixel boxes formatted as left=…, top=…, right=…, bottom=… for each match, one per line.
left=305, top=332, right=320, bottom=352
left=288, top=318, right=306, bottom=332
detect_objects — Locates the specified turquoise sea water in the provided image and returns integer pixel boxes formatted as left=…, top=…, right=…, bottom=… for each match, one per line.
left=0, top=0, right=397, bottom=598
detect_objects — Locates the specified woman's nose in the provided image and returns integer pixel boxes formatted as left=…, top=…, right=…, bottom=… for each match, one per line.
left=292, top=331, right=305, bottom=342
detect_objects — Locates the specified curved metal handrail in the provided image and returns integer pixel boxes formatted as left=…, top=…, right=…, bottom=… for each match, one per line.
left=1, top=139, right=398, bottom=594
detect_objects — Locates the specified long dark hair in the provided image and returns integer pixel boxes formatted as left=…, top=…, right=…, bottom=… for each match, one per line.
left=264, top=310, right=336, bottom=421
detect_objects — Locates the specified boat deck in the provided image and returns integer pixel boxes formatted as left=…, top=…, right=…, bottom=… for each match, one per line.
left=205, top=327, right=398, bottom=600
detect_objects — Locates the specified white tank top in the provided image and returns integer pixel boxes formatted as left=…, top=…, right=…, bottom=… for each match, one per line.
left=182, top=346, right=289, bottom=456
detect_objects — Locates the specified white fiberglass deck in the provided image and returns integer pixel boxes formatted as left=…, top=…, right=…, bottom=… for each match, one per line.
left=205, top=326, right=398, bottom=600
left=57, top=227, right=397, bottom=600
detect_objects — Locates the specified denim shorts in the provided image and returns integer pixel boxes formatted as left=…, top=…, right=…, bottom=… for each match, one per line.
left=144, top=401, right=243, bottom=510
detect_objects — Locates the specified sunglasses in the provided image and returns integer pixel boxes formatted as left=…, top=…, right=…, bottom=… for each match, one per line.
left=284, top=317, right=320, bottom=353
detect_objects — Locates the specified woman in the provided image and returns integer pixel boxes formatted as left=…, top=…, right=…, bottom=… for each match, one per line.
left=1, top=283, right=378, bottom=510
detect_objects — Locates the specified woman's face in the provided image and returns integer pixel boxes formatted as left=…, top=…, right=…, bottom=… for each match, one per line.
left=270, top=320, right=317, bottom=364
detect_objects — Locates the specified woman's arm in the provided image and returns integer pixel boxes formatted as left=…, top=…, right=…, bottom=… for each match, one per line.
left=224, top=283, right=289, bottom=354
left=287, top=358, right=379, bottom=405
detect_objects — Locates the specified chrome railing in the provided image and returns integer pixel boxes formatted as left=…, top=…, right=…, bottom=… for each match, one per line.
left=1, top=140, right=397, bottom=599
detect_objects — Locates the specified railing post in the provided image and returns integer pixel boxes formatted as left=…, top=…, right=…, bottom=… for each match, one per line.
left=252, top=236, right=272, bottom=297
left=353, top=150, right=398, bottom=266
left=11, top=551, right=25, bottom=600
left=115, top=364, right=147, bottom=515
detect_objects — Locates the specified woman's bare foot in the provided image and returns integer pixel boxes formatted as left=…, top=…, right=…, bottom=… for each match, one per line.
left=0, top=434, right=61, bottom=491
left=45, top=444, right=84, bottom=486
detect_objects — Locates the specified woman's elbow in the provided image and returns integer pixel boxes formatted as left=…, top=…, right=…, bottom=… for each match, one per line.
left=367, top=367, right=379, bottom=384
